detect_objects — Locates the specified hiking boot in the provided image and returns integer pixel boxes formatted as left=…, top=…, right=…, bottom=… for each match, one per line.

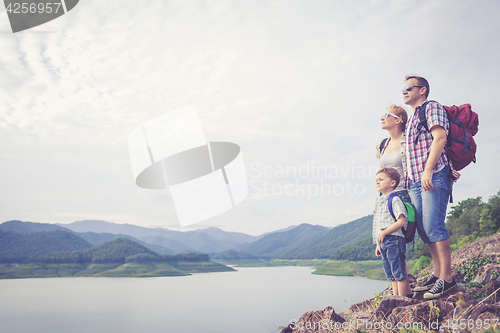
left=414, top=275, right=439, bottom=292
left=423, top=278, right=457, bottom=299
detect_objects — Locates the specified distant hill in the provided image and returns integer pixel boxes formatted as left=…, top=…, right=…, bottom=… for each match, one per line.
left=0, top=221, right=174, bottom=255
left=0, top=220, right=69, bottom=233
left=209, top=250, right=258, bottom=260
left=58, top=220, right=262, bottom=253
left=276, top=215, right=373, bottom=259
left=75, top=232, right=175, bottom=255
left=0, top=229, right=93, bottom=263
left=328, top=235, right=378, bottom=261
left=139, top=235, right=195, bottom=253
left=235, top=223, right=329, bottom=259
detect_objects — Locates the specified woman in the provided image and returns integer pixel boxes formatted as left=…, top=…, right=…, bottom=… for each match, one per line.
left=376, top=104, right=412, bottom=297
left=376, top=105, right=410, bottom=202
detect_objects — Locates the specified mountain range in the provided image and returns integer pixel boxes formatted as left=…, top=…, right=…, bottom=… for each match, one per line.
left=0, top=216, right=374, bottom=262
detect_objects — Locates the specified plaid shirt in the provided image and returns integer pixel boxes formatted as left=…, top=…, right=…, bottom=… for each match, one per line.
left=372, top=191, right=408, bottom=244
left=405, top=100, right=450, bottom=187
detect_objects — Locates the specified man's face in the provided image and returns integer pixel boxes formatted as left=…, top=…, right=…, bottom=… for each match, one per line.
left=376, top=172, right=396, bottom=194
left=403, top=78, right=425, bottom=107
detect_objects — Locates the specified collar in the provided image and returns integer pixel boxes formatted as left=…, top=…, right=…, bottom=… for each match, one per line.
left=414, top=99, right=429, bottom=113
left=378, top=190, right=396, bottom=200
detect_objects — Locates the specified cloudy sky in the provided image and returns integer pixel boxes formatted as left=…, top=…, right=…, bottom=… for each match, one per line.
left=1, top=0, right=499, bottom=235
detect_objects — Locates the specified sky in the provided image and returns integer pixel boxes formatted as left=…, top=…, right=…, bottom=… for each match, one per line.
left=1, top=0, right=499, bottom=236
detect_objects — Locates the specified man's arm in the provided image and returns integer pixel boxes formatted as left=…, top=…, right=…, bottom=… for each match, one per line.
left=421, top=125, right=447, bottom=192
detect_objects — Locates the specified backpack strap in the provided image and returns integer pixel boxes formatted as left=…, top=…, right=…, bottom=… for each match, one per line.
left=414, top=100, right=433, bottom=144
left=387, top=193, right=398, bottom=221
left=379, top=138, right=389, bottom=155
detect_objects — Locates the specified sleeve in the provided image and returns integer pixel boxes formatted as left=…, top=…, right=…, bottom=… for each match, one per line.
left=426, top=102, right=449, bottom=135
left=392, top=196, right=407, bottom=220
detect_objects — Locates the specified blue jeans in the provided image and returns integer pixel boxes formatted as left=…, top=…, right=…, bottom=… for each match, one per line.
left=394, top=190, right=411, bottom=204
left=379, top=235, right=407, bottom=281
left=409, top=167, right=451, bottom=244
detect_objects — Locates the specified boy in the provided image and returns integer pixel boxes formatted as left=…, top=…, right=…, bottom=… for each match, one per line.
left=373, top=167, right=408, bottom=297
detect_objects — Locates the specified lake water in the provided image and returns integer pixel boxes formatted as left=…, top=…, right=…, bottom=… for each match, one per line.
left=0, top=266, right=388, bottom=333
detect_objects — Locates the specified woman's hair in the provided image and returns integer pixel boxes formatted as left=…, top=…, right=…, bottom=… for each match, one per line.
left=388, top=104, right=408, bottom=132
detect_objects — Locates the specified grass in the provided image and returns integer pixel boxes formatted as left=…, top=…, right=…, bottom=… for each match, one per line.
left=312, top=260, right=387, bottom=280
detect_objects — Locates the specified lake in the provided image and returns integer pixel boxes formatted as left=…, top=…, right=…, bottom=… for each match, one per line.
left=0, top=266, right=388, bottom=333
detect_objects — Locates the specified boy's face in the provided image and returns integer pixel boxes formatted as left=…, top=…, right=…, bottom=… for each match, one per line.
left=376, top=172, right=396, bottom=194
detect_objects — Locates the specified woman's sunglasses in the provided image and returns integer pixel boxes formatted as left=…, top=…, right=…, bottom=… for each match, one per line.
left=382, top=112, right=400, bottom=119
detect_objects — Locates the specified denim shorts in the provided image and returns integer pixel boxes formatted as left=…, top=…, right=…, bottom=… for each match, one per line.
left=409, top=167, right=451, bottom=244
left=379, top=235, right=407, bottom=281
left=394, top=190, right=411, bottom=204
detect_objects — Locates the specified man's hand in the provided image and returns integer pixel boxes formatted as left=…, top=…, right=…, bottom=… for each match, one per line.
left=375, top=243, right=381, bottom=257
left=452, top=169, right=461, bottom=182
left=421, top=169, right=434, bottom=192
left=422, top=125, right=447, bottom=191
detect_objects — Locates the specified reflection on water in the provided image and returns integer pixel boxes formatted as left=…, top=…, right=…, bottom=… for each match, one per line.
left=0, top=266, right=388, bottom=333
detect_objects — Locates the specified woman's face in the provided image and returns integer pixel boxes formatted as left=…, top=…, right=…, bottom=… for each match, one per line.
left=381, top=108, right=400, bottom=131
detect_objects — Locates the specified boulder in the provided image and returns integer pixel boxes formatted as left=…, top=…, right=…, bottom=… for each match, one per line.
left=391, top=299, right=455, bottom=329
left=290, top=306, right=345, bottom=333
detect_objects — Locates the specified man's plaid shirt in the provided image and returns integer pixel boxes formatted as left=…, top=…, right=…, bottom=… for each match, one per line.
left=372, top=192, right=407, bottom=244
left=404, top=100, right=450, bottom=188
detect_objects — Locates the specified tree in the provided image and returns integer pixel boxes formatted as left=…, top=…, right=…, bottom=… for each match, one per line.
left=446, top=197, right=482, bottom=244
left=479, top=191, right=500, bottom=236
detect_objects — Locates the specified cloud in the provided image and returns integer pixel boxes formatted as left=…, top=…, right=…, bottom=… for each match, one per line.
left=0, top=0, right=499, bottom=234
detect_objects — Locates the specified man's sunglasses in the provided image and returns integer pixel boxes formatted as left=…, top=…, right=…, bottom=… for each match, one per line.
left=382, top=112, right=400, bottom=119
left=403, top=85, right=424, bottom=93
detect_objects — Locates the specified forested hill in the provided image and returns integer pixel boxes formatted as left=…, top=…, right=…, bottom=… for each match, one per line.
left=0, top=229, right=93, bottom=263
left=33, top=238, right=209, bottom=264
left=276, top=215, right=373, bottom=259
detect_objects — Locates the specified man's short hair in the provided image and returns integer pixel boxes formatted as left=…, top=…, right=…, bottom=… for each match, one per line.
left=377, top=167, right=400, bottom=188
left=405, top=75, right=430, bottom=98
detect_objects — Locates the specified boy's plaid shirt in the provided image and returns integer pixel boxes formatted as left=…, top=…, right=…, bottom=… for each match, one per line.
left=372, top=192, right=407, bottom=244
left=404, top=100, right=450, bottom=188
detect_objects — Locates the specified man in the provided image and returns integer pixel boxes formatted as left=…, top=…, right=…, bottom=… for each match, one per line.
left=403, top=75, right=457, bottom=299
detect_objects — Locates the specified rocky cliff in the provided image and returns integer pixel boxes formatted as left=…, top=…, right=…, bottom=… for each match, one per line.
left=282, top=233, right=500, bottom=333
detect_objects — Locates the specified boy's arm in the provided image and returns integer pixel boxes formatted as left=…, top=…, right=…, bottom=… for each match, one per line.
left=378, top=214, right=405, bottom=243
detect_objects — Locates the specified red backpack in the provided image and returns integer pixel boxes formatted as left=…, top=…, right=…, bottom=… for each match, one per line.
left=418, top=101, right=479, bottom=171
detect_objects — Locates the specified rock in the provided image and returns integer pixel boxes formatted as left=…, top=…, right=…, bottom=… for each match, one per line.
left=374, top=295, right=414, bottom=318
left=349, top=298, right=375, bottom=313
left=473, top=264, right=500, bottom=283
left=280, top=324, right=293, bottom=333
left=391, top=299, right=454, bottom=329
left=291, top=306, right=345, bottom=333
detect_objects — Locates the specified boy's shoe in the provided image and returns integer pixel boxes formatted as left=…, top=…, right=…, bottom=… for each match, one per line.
left=414, top=275, right=439, bottom=292
left=423, top=278, right=457, bottom=299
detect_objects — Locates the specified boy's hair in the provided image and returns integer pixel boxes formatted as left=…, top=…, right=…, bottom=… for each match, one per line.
left=377, top=167, right=400, bottom=188
left=405, top=75, right=430, bottom=98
